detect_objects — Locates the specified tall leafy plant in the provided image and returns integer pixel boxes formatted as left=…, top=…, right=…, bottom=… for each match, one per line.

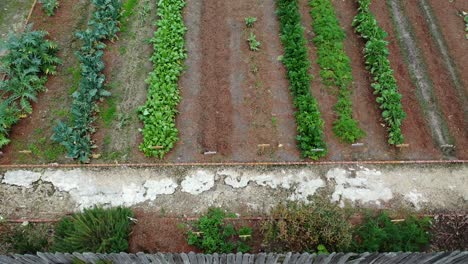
left=276, top=0, right=327, bottom=159
left=352, top=0, right=406, bottom=145
left=309, top=0, right=364, bottom=143
left=52, top=0, right=121, bottom=163
left=39, top=0, right=59, bottom=16
left=0, top=26, right=60, bottom=148
left=138, top=0, right=187, bottom=158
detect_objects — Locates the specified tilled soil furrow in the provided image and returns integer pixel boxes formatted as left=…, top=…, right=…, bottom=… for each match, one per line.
left=388, top=0, right=454, bottom=158
left=198, top=0, right=234, bottom=156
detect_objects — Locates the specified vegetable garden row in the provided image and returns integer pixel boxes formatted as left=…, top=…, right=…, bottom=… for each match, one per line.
left=0, top=0, right=465, bottom=163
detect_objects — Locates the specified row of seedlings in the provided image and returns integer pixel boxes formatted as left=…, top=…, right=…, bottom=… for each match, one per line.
left=276, top=0, right=327, bottom=160
left=138, top=0, right=187, bottom=158
left=352, top=0, right=406, bottom=145
left=309, top=0, right=364, bottom=143
left=0, top=26, right=61, bottom=148
left=52, top=0, right=122, bottom=163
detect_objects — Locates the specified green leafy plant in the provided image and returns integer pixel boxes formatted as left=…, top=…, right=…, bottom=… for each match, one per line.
left=276, top=0, right=327, bottom=159
left=352, top=0, right=406, bottom=145
left=0, top=223, right=52, bottom=254
left=247, top=32, right=261, bottom=51
left=309, top=0, right=364, bottom=143
left=39, top=0, right=59, bottom=16
left=245, top=17, right=257, bottom=28
left=262, top=199, right=352, bottom=252
left=52, top=0, right=121, bottom=163
left=53, top=206, right=134, bottom=253
left=0, top=25, right=61, bottom=148
left=138, top=0, right=187, bottom=158
left=352, top=212, right=431, bottom=252
left=187, top=208, right=252, bottom=253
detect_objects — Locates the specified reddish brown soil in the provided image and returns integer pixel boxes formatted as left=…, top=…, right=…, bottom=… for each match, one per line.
left=128, top=211, right=265, bottom=253
left=370, top=0, right=442, bottom=160
left=2, top=0, right=466, bottom=164
left=411, top=0, right=468, bottom=159
left=0, top=0, right=92, bottom=165
left=427, top=0, right=468, bottom=96
left=170, top=0, right=300, bottom=163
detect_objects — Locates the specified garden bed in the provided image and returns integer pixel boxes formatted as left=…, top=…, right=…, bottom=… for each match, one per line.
left=0, top=0, right=466, bottom=164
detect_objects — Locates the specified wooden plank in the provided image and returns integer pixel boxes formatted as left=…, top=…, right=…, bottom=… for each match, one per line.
left=288, top=253, right=301, bottom=264
left=188, top=252, right=198, bottom=264
left=227, top=253, right=235, bottom=264
left=220, top=254, right=227, bottom=264
left=136, top=252, right=151, bottom=264
left=212, top=253, right=220, bottom=264
left=197, top=254, right=206, bottom=264
left=335, top=253, right=357, bottom=264
left=172, top=254, right=184, bottom=264
left=180, top=253, right=191, bottom=264
left=282, top=253, right=291, bottom=264
left=247, top=254, right=255, bottom=264
left=0, top=256, right=21, bottom=264
left=241, top=254, right=250, bottom=264
left=205, top=254, right=214, bottom=264
left=294, top=253, right=308, bottom=264
left=157, top=253, right=170, bottom=264
left=235, top=253, right=243, bottom=264
left=166, top=253, right=176, bottom=264
left=254, top=253, right=266, bottom=264
left=265, top=253, right=279, bottom=264
left=147, top=254, right=162, bottom=264
left=321, top=253, right=336, bottom=264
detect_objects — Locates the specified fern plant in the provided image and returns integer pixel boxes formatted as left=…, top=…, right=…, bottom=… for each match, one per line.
left=39, top=0, right=59, bottom=16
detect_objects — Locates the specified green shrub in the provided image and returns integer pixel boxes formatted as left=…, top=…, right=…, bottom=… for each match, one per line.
left=187, top=208, right=252, bottom=253
left=247, top=32, right=261, bottom=51
left=245, top=17, right=257, bottom=28
left=309, top=0, right=364, bottom=143
left=52, top=207, right=134, bottom=253
left=0, top=25, right=61, bottom=148
left=39, top=0, right=59, bottom=16
left=352, top=0, right=406, bottom=145
left=52, top=0, right=121, bottom=163
left=1, top=223, right=51, bottom=254
left=138, top=0, right=187, bottom=158
left=276, top=0, right=327, bottom=159
left=262, top=199, right=352, bottom=252
left=352, top=212, right=431, bottom=252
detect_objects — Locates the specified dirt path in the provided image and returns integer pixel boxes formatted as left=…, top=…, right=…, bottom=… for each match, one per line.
left=94, top=0, right=155, bottom=163
left=402, top=0, right=468, bottom=159
left=0, top=0, right=93, bottom=165
left=387, top=0, right=455, bottom=158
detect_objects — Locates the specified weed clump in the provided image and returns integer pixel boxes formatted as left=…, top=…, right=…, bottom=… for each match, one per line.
left=53, top=206, right=134, bottom=253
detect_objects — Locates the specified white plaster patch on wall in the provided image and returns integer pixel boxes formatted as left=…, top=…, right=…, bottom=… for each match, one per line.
left=2, top=170, right=42, bottom=188
left=41, top=169, right=150, bottom=209
left=144, top=178, right=178, bottom=198
left=181, top=169, right=215, bottom=195
left=288, top=178, right=325, bottom=201
left=220, top=169, right=249, bottom=188
left=327, top=167, right=393, bottom=206
left=404, top=190, right=427, bottom=210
